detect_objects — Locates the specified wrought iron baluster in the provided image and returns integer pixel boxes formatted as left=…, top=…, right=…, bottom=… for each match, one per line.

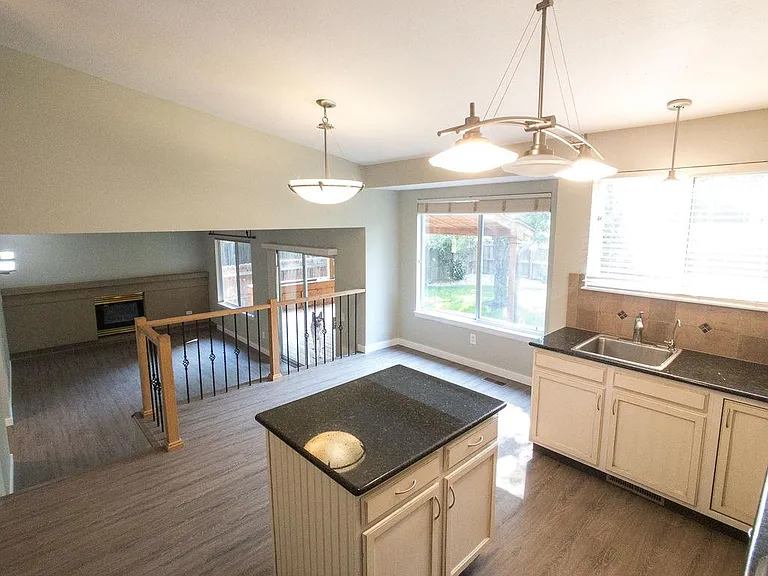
left=338, top=297, right=345, bottom=358
left=208, top=319, right=216, bottom=397
left=147, top=339, right=157, bottom=423
left=354, top=293, right=358, bottom=355
left=331, top=297, right=336, bottom=361
left=256, top=309, right=263, bottom=383
left=313, top=299, right=318, bottom=367
left=303, top=302, right=310, bottom=370
left=222, top=315, right=229, bottom=393
left=234, top=313, right=241, bottom=390
left=322, top=298, right=327, bottom=365
left=295, top=303, right=300, bottom=372
left=285, top=306, right=290, bottom=375
left=245, top=312, right=252, bottom=385
left=346, top=294, right=351, bottom=357
left=154, top=342, right=164, bottom=433
left=195, top=320, right=203, bottom=400
left=181, top=322, right=190, bottom=403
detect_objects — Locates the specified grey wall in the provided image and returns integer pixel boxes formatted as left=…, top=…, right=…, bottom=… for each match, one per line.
left=397, top=180, right=558, bottom=382
left=0, top=233, right=209, bottom=289
left=0, top=293, right=12, bottom=496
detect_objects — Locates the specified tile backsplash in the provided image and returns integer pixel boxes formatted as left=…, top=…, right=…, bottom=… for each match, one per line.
left=566, top=273, right=768, bottom=365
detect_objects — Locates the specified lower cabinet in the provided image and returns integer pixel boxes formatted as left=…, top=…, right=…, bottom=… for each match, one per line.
left=363, top=483, right=442, bottom=576
left=444, top=444, right=497, bottom=576
left=605, top=390, right=705, bottom=505
left=711, top=400, right=768, bottom=524
left=531, top=369, right=603, bottom=465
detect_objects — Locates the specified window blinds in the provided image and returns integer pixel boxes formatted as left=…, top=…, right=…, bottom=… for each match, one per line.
left=417, top=193, right=551, bottom=215
left=585, top=172, right=768, bottom=305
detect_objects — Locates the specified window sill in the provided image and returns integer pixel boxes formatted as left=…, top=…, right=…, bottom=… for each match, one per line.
left=413, top=310, right=542, bottom=343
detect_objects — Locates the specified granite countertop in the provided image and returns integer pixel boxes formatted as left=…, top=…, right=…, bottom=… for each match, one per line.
left=531, top=327, right=768, bottom=402
left=254, top=365, right=506, bottom=496
left=745, top=470, right=768, bottom=576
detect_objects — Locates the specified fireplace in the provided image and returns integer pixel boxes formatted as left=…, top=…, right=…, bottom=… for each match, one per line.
left=94, top=292, right=145, bottom=337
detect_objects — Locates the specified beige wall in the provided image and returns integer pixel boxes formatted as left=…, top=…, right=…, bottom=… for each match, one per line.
left=0, top=293, right=12, bottom=495
left=0, top=47, right=399, bottom=348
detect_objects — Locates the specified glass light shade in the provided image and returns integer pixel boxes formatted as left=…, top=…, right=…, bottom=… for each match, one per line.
left=556, top=147, right=617, bottom=182
left=0, top=260, right=16, bottom=273
left=0, top=251, right=14, bottom=260
left=502, top=153, right=573, bottom=177
left=288, top=179, right=364, bottom=205
left=429, top=133, right=518, bottom=173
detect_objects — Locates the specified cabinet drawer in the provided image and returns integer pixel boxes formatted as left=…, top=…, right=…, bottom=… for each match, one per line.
left=613, top=371, right=708, bottom=411
left=535, top=351, right=605, bottom=383
left=446, top=417, right=498, bottom=470
left=362, top=451, right=441, bottom=526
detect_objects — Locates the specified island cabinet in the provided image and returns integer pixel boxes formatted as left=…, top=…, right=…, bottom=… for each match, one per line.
left=530, top=347, right=768, bottom=532
left=255, top=364, right=506, bottom=576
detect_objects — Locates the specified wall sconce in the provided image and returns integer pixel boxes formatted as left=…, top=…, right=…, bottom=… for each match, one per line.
left=0, top=251, right=16, bottom=274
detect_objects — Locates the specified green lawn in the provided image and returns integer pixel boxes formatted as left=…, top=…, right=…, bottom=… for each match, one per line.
left=424, top=283, right=545, bottom=328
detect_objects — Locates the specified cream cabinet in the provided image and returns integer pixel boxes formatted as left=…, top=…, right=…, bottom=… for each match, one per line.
left=531, top=365, right=604, bottom=465
left=605, top=390, right=705, bottom=505
left=711, top=400, right=768, bottom=525
left=363, top=483, right=442, bottom=576
left=267, top=416, right=499, bottom=576
left=444, top=444, right=497, bottom=576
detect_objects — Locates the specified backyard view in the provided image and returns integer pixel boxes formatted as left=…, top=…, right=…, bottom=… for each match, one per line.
left=422, top=211, right=550, bottom=333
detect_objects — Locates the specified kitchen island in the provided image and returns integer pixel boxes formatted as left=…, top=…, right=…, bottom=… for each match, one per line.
left=255, top=364, right=506, bottom=576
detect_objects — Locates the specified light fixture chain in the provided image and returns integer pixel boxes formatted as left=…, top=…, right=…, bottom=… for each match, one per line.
left=492, top=12, right=541, bottom=119
left=551, top=8, right=581, bottom=134
left=483, top=8, right=537, bottom=120
left=547, top=30, right=572, bottom=129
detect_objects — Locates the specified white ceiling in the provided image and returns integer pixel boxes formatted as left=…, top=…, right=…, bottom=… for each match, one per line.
left=1, top=0, right=766, bottom=165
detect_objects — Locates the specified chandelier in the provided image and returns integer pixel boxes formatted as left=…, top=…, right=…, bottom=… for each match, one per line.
left=430, top=0, right=616, bottom=181
left=288, top=99, right=364, bottom=204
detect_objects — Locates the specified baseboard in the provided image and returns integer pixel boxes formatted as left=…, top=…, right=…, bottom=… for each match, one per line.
left=395, top=338, right=532, bottom=386
left=4, top=417, right=13, bottom=427
left=7, top=453, right=13, bottom=495
left=360, top=339, right=399, bottom=354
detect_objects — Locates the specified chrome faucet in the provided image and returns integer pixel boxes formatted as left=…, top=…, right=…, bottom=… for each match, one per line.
left=633, top=312, right=644, bottom=343
left=664, top=319, right=682, bottom=351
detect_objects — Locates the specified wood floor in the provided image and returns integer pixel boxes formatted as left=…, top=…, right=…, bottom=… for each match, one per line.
left=0, top=345, right=747, bottom=575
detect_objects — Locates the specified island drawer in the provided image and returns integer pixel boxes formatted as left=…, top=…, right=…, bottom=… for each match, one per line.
left=613, top=370, right=708, bottom=411
left=445, top=416, right=498, bottom=470
left=362, top=451, right=441, bottom=525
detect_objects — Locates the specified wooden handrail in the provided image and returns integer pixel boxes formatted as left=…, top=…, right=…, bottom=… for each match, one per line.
left=146, top=303, right=270, bottom=327
left=275, top=288, right=365, bottom=309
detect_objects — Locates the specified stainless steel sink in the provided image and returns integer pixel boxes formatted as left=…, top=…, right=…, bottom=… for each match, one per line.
left=572, top=334, right=682, bottom=371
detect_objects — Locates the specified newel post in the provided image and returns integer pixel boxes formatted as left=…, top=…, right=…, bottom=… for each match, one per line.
left=158, top=333, right=183, bottom=451
left=135, top=317, right=153, bottom=419
left=268, top=298, right=282, bottom=382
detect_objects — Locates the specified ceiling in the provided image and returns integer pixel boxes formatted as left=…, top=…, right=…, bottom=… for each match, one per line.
left=1, top=0, right=766, bottom=165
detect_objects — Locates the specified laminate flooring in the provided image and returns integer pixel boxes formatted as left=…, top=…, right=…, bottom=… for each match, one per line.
left=0, top=345, right=747, bottom=575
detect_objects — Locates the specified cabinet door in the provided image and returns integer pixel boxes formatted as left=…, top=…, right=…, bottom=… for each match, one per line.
left=606, top=391, right=705, bottom=505
left=363, top=483, right=441, bottom=576
left=444, top=443, right=497, bottom=576
left=711, top=400, right=768, bottom=525
left=531, top=369, right=604, bottom=465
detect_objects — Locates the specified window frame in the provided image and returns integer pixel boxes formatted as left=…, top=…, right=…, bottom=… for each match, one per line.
left=415, top=210, right=552, bottom=339
left=584, top=171, right=768, bottom=311
left=215, top=239, right=253, bottom=308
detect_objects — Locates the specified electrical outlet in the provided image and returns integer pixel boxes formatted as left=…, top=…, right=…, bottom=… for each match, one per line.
left=469, top=332, right=477, bottom=345
left=185, top=310, right=193, bottom=315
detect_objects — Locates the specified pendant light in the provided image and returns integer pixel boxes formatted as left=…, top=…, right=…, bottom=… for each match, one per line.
left=430, top=0, right=615, bottom=181
left=288, top=99, right=364, bottom=204
left=661, top=98, right=692, bottom=189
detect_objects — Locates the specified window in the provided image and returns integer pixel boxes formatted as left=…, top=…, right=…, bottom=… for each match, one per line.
left=586, top=172, right=768, bottom=306
left=216, top=239, right=253, bottom=307
left=417, top=195, right=552, bottom=336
